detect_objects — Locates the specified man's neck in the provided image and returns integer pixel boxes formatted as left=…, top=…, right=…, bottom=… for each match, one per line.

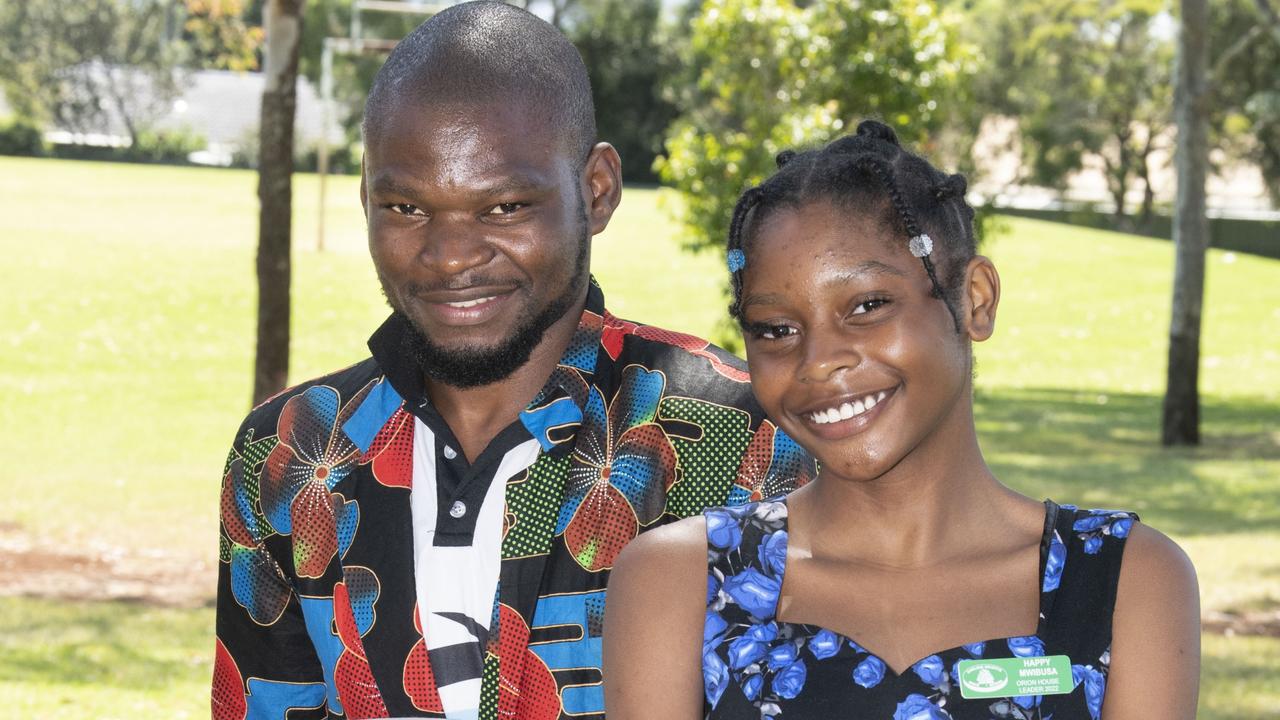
left=423, top=299, right=584, bottom=463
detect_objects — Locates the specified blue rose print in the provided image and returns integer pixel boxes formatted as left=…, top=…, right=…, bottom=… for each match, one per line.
left=893, top=693, right=953, bottom=720
left=707, top=508, right=743, bottom=550
left=707, top=572, right=721, bottom=605
left=852, top=656, right=886, bottom=689
left=1073, top=664, right=1106, bottom=720
left=848, top=639, right=869, bottom=654
left=722, top=567, right=781, bottom=620
left=912, top=654, right=946, bottom=688
left=1043, top=531, right=1067, bottom=592
left=758, top=529, right=788, bottom=576
left=962, top=641, right=986, bottom=657
left=742, top=672, right=763, bottom=701
left=1072, top=514, right=1110, bottom=532
left=1007, top=635, right=1046, bottom=658
left=767, top=642, right=799, bottom=670
left=1083, top=535, right=1103, bottom=555
left=703, top=648, right=730, bottom=708
left=726, top=621, right=777, bottom=670
left=809, top=629, right=841, bottom=660
left=771, top=658, right=807, bottom=699
left=704, top=610, right=729, bottom=653
left=1112, top=517, right=1132, bottom=538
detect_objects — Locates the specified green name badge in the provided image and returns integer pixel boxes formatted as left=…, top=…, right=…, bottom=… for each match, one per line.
left=956, top=656, right=1074, bottom=699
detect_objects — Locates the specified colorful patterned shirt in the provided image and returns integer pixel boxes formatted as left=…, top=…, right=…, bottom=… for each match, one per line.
left=212, top=280, right=815, bottom=720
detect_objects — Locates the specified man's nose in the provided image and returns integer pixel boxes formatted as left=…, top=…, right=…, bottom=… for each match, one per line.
left=417, top=217, right=496, bottom=276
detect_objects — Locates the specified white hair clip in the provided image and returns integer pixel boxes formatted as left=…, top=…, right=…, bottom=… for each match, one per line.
left=908, top=234, right=933, bottom=258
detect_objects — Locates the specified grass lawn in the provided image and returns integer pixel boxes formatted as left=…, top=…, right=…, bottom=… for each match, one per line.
left=2, top=157, right=1277, bottom=717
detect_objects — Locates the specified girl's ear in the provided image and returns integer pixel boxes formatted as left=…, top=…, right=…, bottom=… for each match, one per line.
left=963, top=256, right=1000, bottom=342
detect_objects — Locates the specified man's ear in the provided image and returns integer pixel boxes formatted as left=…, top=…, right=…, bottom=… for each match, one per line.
left=582, top=142, right=622, bottom=236
left=359, top=154, right=369, bottom=220
left=964, top=255, right=1000, bottom=342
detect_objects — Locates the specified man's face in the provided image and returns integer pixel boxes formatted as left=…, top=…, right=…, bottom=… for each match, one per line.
left=362, top=97, right=592, bottom=387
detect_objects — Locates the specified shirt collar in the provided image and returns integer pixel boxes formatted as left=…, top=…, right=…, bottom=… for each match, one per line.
left=367, top=277, right=609, bottom=456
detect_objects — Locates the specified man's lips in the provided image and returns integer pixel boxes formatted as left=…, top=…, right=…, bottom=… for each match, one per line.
left=412, top=286, right=518, bottom=326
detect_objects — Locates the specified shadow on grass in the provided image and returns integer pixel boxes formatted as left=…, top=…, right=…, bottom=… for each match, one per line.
left=0, top=597, right=212, bottom=688
left=975, top=387, right=1279, bottom=537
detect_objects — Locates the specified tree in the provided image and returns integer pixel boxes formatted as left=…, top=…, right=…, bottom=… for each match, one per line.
left=658, top=0, right=975, bottom=256
left=1162, top=0, right=1280, bottom=445
left=1211, top=0, right=1280, bottom=205
left=570, top=0, right=680, bottom=182
left=253, top=0, right=303, bottom=405
left=0, top=0, right=186, bottom=146
left=971, top=0, right=1173, bottom=225
left=184, top=0, right=265, bottom=72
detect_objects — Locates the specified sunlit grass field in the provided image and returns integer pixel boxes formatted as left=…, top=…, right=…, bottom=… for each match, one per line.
left=1, top=157, right=1277, bottom=717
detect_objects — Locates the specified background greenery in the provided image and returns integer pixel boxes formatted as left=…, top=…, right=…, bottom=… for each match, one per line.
left=0, top=157, right=1277, bottom=716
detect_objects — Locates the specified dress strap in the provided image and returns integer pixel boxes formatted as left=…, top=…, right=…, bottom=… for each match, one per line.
left=1037, top=501, right=1139, bottom=663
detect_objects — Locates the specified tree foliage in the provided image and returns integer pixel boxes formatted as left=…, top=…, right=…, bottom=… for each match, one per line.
left=0, top=0, right=186, bottom=145
left=970, top=0, right=1173, bottom=223
left=657, top=0, right=975, bottom=255
left=1210, top=0, right=1280, bottom=204
left=183, top=0, right=265, bottom=72
left=570, top=0, right=679, bottom=182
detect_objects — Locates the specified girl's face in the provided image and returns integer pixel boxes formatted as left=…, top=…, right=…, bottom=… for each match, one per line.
left=739, top=199, right=996, bottom=483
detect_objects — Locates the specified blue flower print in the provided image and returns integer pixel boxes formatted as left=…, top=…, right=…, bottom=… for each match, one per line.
left=848, top=639, right=869, bottom=654
left=1043, top=531, right=1067, bottom=592
left=1083, top=535, right=1103, bottom=555
left=1072, top=514, right=1110, bottom=532
left=707, top=508, right=743, bottom=550
left=722, top=567, right=781, bottom=620
left=742, top=672, right=763, bottom=701
left=1072, top=664, right=1106, bottom=720
left=703, top=648, right=730, bottom=708
left=893, top=693, right=953, bottom=720
left=852, top=655, right=886, bottom=689
left=809, top=629, right=841, bottom=660
left=962, top=641, right=986, bottom=657
left=767, top=642, right=799, bottom=670
left=1112, top=517, right=1133, bottom=538
left=704, top=610, right=729, bottom=654
left=771, top=658, right=807, bottom=699
left=912, top=654, right=946, bottom=688
left=758, top=529, right=788, bottom=576
left=1007, top=635, right=1046, bottom=658
left=726, top=621, right=777, bottom=670
left=707, top=572, right=721, bottom=605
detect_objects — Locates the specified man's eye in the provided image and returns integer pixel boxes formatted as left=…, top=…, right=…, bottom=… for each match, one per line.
left=388, top=203, right=424, bottom=216
left=851, top=298, right=890, bottom=315
left=487, top=202, right=527, bottom=216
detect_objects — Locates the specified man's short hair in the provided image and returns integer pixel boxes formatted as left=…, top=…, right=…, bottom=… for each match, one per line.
left=362, top=0, right=597, bottom=164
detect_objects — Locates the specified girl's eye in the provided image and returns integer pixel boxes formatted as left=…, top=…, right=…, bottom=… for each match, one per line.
left=851, top=298, right=890, bottom=315
left=487, top=202, right=527, bottom=216
left=388, top=203, right=425, bottom=216
left=746, top=322, right=798, bottom=340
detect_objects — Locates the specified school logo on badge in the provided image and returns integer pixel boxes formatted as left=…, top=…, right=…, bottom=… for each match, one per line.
left=960, top=663, right=1009, bottom=694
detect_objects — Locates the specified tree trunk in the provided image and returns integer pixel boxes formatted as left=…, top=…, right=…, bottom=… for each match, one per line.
left=1162, top=0, right=1210, bottom=446
left=253, top=0, right=302, bottom=405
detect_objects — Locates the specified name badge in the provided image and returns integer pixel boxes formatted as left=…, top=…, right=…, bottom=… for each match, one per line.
left=956, top=656, right=1074, bottom=699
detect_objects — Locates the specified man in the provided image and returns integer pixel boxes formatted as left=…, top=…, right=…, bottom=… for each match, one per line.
left=212, top=3, right=812, bottom=719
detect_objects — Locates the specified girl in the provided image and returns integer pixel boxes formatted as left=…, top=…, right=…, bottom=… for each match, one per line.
left=603, top=121, right=1199, bottom=719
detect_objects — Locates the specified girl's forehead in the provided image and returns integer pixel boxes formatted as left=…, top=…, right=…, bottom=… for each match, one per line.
left=751, top=202, right=908, bottom=263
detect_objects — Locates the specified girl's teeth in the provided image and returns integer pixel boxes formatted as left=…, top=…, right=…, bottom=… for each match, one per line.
left=810, top=390, right=890, bottom=424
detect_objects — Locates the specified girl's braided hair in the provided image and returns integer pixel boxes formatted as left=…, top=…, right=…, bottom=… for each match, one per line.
left=727, top=120, right=976, bottom=333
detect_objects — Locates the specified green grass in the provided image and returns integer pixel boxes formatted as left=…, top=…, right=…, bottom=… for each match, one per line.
left=1, top=157, right=1277, bottom=716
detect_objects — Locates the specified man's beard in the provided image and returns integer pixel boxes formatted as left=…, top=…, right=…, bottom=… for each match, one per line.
left=394, top=223, right=590, bottom=389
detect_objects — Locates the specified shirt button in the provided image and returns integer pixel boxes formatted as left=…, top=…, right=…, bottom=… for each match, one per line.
left=443, top=445, right=458, bottom=460
left=449, top=500, right=467, bottom=519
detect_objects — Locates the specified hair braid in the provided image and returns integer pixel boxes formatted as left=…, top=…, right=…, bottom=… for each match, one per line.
left=726, top=186, right=764, bottom=319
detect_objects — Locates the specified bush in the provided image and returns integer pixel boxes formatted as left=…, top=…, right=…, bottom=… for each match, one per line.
left=0, top=117, right=48, bottom=157
left=123, top=127, right=205, bottom=164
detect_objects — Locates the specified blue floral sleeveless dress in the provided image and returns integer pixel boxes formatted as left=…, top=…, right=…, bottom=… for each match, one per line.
left=702, top=498, right=1137, bottom=719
